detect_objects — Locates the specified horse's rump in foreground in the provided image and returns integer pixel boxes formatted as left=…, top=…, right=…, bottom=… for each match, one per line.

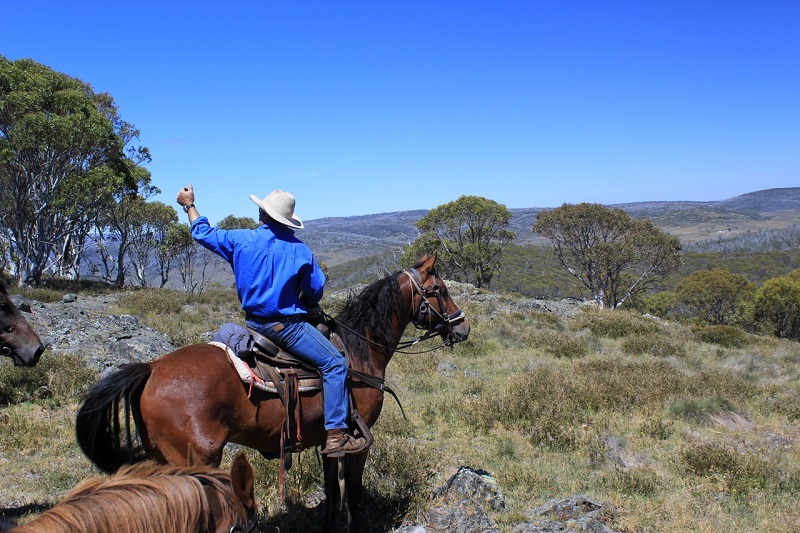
left=75, top=255, right=470, bottom=532
left=0, top=280, right=44, bottom=367
left=9, top=453, right=257, bottom=533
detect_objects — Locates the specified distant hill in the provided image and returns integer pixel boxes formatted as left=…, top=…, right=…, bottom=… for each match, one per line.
left=710, top=187, right=800, bottom=213
left=143, top=187, right=800, bottom=292
left=304, top=187, right=800, bottom=265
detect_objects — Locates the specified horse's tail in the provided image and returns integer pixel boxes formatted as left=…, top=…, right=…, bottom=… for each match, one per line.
left=76, top=362, right=152, bottom=473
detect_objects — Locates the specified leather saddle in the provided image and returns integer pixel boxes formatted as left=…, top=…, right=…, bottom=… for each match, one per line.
left=243, top=323, right=347, bottom=384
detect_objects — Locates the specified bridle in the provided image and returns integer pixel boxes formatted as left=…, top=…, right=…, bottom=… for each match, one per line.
left=402, top=267, right=466, bottom=348
left=229, top=511, right=259, bottom=533
left=324, top=268, right=466, bottom=354
left=202, top=480, right=259, bottom=533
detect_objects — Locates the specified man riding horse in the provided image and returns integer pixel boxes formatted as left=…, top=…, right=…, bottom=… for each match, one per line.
left=176, top=184, right=368, bottom=457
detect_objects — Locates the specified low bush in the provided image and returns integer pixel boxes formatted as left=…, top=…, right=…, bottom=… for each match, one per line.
left=693, top=325, right=751, bottom=348
left=681, top=441, right=739, bottom=477
left=681, top=442, right=800, bottom=495
left=630, top=290, right=679, bottom=319
left=0, top=353, right=97, bottom=406
left=362, top=433, right=438, bottom=528
left=572, top=309, right=663, bottom=339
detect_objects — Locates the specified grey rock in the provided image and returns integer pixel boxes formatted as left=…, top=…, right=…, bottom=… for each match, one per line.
left=437, top=359, right=457, bottom=378
left=19, top=293, right=176, bottom=377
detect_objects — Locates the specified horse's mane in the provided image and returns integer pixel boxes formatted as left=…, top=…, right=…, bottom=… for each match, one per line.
left=12, top=462, right=246, bottom=533
left=335, top=270, right=403, bottom=369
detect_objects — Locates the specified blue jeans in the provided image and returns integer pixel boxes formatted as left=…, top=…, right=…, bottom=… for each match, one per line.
left=246, top=320, right=348, bottom=431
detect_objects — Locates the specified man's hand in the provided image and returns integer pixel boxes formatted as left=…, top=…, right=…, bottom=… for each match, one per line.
left=176, top=184, right=195, bottom=207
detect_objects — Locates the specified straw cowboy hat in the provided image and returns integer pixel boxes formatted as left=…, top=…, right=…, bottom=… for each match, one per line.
left=249, top=190, right=304, bottom=229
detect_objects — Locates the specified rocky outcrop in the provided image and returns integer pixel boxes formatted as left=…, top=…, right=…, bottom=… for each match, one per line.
left=400, top=467, right=620, bottom=533
left=10, top=292, right=175, bottom=377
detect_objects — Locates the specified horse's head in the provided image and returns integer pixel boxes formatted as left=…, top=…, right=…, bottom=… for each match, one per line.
left=0, top=280, right=45, bottom=367
left=217, top=453, right=258, bottom=533
left=403, top=255, right=470, bottom=345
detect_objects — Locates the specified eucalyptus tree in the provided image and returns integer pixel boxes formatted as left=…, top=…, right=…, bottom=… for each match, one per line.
left=218, top=215, right=259, bottom=230
left=754, top=270, right=800, bottom=340
left=676, top=268, right=755, bottom=325
left=127, top=201, right=178, bottom=287
left=88, top=168, right=157, bottom=286
left=403, top=196, right=515, bottom=288
left=0, top=55, right=148, bottom=285
left=534, top=202, right=681, bottom=309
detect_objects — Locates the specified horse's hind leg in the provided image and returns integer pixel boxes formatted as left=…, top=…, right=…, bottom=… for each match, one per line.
left=138, top=379, right=229, bottom=467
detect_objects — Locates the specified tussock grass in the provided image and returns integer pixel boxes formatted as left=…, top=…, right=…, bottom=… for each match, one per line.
left=620, top=333, right=687, bottom=357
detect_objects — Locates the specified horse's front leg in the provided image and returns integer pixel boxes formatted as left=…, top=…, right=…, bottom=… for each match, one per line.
left=323, top=455, right=342, bottom=532
left=344, top=451, right=369, bottom=533
left=322, top=451, right=370, bottom=533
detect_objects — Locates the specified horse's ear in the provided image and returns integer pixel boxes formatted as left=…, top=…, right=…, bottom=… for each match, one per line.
left=418, top=254, right=437, bottom=274
left=230, top=453, right=256, bottom=511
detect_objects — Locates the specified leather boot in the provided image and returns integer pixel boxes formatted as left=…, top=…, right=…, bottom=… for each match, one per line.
left=321, top=428, right=369, bottom=457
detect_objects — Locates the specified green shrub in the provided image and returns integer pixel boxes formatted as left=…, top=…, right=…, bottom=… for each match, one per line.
left=676, top=268, right=755, bottom=326
left=693, top=325, right=751, bottom=348
left=681, top=442, right=800, bottom=495
left=0, top=352, right=97, bottom=406
left=754, top=272, right=800, bottom=340
left=631, top=290, right=679, bottom=319
left=573, top=309, right=662, bottom=339
left=681, top=442, right=739, bottom=477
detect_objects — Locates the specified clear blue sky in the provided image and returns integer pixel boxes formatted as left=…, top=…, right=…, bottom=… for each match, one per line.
left=3, top=1, right=798, bottom=224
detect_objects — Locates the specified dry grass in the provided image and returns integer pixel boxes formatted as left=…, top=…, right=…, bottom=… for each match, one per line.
left=2, top=287, right=800, bottom=531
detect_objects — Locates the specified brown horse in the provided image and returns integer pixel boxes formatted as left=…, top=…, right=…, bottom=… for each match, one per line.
left=76, top=255, right=470, bottom=532
left=0, top=280, right=44, bottom=367
left=10, top=453, right=257, bottom=533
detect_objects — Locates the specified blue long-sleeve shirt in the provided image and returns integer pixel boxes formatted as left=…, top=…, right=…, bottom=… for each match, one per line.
left=190, top=216, right=326, bottom=319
